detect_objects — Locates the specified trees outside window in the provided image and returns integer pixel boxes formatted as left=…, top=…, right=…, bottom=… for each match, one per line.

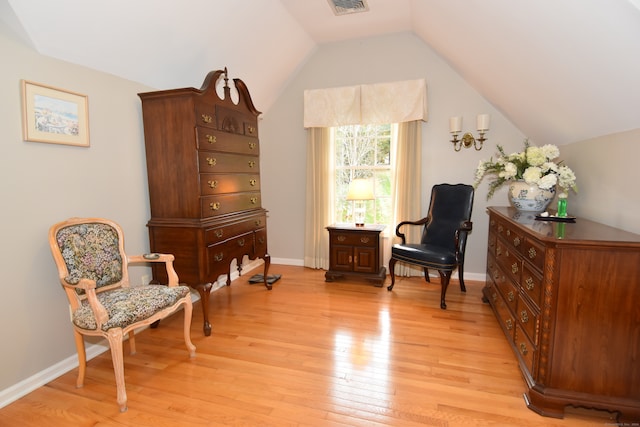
left=333, top=124, right=392, bottom=225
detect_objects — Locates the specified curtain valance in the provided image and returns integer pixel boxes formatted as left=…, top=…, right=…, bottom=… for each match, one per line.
left=303, top=79, right=427, bottom=128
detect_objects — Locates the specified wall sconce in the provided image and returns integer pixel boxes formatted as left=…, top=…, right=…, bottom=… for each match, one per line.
left=449, top=114, right=490, bottom=151
left=346, top=178, right=374, bottom=227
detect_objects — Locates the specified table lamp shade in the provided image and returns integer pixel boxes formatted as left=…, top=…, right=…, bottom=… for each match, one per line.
left=346, top=179, right=374, bottom=200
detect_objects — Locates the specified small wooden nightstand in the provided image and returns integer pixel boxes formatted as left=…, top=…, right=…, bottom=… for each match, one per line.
left=325, top=224, right=386, bottom=286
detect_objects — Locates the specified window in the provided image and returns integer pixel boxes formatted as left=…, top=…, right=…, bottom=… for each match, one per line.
left=333, top=123, right=393, bottom=225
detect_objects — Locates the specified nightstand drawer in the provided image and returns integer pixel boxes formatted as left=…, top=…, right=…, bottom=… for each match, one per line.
left=330, top=231, right=378, bottom=247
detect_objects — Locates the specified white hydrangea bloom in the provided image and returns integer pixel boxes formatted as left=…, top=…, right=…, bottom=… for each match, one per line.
left=526, top=146, right=546, bottom=166
left=541, top=144, right=560, bottom=160
left=538, top=173, right=558, bottom=190
left=523, top=166, right=542, bottom=184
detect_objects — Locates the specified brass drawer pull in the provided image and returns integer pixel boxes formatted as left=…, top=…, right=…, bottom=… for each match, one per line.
left=506, top=229, right=511, bottom=236
left=520, top=343, right=528, bottom=356
left=513, top=237, right=521, bottom=247
left=337, top=235, right=346, bottom=242
left=248, top=160, right=256, bottom=168
left=496, top=246, right=502, bottom=256
left=247, top=125, right=256, bottom=134
left=360, top=237, right=370, bottom=244
left=255, top=220, right=262, bottom=226
left=511, top=263, right=518, bottom=274
left=492, top=292, right=497, bottom=302
left=249, top=142, right=256, bottom=149
left=525, top=277, right=535, bottom=291
left=498, top=225, right=504, bottom=233
left=237, top=238, right=245, bottom=247
left=201, top=114, right=213, bottom=123
left=258, top=237, right=265, bottom=244
left=249, top=179, right=257, bottom=186
left=520, top=310, right=529, bottom=323
left=250, top=197, right=258, bottom=204
left=214, top=253, right=224, bottom=262
left=206, top=157, right=217, bottom=166
left=215, top=229, right=223, bottom=238
left=208, top=180, right=218, bottom=189
left=528, top=247, right=537, bottom=259
left=505, top=319, right=513, bottom=330
left=210, top=202, right=221, bottom=211
left=507, top=291, right=515, bottom=302
left=206, top=134, right=216, bottom=143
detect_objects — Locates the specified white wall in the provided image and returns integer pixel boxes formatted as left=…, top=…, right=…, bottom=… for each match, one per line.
left=0, top=29, right=155, bottom=394
left=260, top=32, right=529, bottom=278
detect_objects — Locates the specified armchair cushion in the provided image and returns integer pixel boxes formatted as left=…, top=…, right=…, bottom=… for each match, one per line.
left=73, top=285, right=190, bottom=331
left=391, top=243, right=456, bottom=269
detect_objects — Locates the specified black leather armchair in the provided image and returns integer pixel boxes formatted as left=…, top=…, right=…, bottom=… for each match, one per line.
left=388, top=184, right=474, bottom=309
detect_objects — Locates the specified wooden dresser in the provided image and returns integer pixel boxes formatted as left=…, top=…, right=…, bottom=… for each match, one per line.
left=325, top=224, right=386, bottom=286
left=139, top=69, right=270, bottom=336
left=483, top=206, right=640, bottom=422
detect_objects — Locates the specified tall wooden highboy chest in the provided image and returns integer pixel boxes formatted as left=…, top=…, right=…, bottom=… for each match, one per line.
left=139, top=69, right=271, bottom=336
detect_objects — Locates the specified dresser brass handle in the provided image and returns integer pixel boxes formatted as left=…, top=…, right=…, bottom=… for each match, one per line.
left=237, top=238, right=245, bottom=247
left=255, top=220, right=262, bottom=226
left=249, top=142, right=256, bottom=149
left=505, top=319, right=513, bottom=330
left=337, top=236, right=346, bottom=242
left=498, top=225, right=504, bottom=233
left=528, top=247, right=537, bottom=259
left=215, top=229, right=223, bottom=238
left=208, top=180, right=218, bottom=189
left=508, top=291, right=515, bottom=302
left=520, top=343, right=528, bottom=356
left=525, top=277, right=534, bottom=291
left=210, top=202, right=221, bottom=210
left=258, top=237, right=265, bottom=244
left=492, top=292, right=497, bottom=302
left=360, top=237, right=370, bottom=243
left=248, top=160, right=256, bottom=168
left=249, top=179, right=257, bottom=186
left=512, top=263, right=518, bottom=274
left=247, top=125, right=256, bottom=134
left=496, top=246, right=502, bottom=256
left=206, top=157, right=217, bottom=166
left=506, top=230, right=511, bottom=236
left=348, top=255, right=352, bottom=263
left=214, top=253, right=224, bottom=262
left=201, top=114, right=212, bottom=123
left=250, top=197, right=258, bottom=204
left=520, top=310, right=529, bottom=323
left=513, top=237, right=521, bottom=247
left=206, top=134, right=216, bottom=143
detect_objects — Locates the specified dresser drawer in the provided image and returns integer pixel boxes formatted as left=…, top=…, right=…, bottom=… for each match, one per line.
left=521, top=263, right=543, bottom=309
left=201, top=192, right=261, bottom=217
left=514, top=324, right=536, bottom=374
left=216, top=105, right=258, bottom=137
left=255, top=227, right=267, bottom=255
left=196, top=127, right=260, bottom=154
left=200, top=173, right=260, bottom=195
left=205, top=231, right=254, bottom=274
left=204, top=215, right=266, bottom=245
left=496, top=273, right=518, bottom=314
left=517, top=293, right=540, bottom=346
left=330, top=231, right=378, bottom=247
left=503, top=223, right=525, bottom=253
left=494, top=289, right=516, bottom=341
left=495, top=239, right=522, bottom=285
left=198, top=151, right=260, bottom=173
left=523, top=237, right=546, bottom=273
left=195, top=104, right=216, bottom=128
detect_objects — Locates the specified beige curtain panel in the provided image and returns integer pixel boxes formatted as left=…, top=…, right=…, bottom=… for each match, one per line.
left=303, top=79, right=428, bottom=127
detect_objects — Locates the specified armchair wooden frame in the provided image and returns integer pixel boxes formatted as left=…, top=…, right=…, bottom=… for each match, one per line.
left=48, top=217, right=196, bottom=412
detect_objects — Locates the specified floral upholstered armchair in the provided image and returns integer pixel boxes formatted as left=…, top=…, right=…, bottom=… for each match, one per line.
left=48, top=217, right=196, bottom=412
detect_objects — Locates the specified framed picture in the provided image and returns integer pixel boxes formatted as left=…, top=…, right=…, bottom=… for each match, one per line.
left=21, top=80, right=90, bottom=147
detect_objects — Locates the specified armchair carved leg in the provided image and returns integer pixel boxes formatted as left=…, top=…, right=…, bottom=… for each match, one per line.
left=423, top=267, right=430, bottom=283
left=387, top=258, right=397, bottom=291
left=195, top=282, right=213, bottom=336
left=106, top=328, right=127, bottom=412
left=73, top=330, right=86, bottom=389
left=438, top=270, right=453, bottom=310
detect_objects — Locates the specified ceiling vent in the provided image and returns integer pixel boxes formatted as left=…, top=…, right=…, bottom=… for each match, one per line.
left=327, top=0, right=369, bottom=16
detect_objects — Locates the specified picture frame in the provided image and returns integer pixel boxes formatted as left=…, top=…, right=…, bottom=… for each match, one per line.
left=21, top=80, right=90, bottom=147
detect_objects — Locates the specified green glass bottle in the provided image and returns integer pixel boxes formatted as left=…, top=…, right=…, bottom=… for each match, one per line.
left=557, top=197, right=568, bottom=217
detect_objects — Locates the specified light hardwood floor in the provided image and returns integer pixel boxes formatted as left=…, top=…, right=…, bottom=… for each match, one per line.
left=0, top=265, right=616, bottom=426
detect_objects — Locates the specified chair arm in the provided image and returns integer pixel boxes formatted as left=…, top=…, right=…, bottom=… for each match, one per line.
left=454, top=221, right=473, bottom=258
left=127, top=253, right=180, bottom=287
left=75, top=278, right=109, bottom=328
left=395, top=217, right=430, bottom=244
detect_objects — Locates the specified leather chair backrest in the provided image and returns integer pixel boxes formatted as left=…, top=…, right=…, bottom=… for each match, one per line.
left=421, top=184, right=474, bottom=251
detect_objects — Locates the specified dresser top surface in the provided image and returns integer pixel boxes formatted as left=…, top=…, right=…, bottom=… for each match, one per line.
left=488, top=206, right=640, bottom=246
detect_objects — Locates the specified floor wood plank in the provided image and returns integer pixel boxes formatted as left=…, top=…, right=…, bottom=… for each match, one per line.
left=0, top=265, right=616, bottom=426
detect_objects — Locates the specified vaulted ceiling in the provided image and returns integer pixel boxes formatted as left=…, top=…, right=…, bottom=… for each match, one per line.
left=3, top=0, right=640, bottom=145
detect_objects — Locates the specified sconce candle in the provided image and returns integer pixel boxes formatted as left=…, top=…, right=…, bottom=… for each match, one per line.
left=477, top=114, right=490, bottom=131
left=449, top=116, right=462, bottom=133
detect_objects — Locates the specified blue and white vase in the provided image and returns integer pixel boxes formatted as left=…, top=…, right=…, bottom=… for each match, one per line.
left=508, top=180, right=555, bottom=212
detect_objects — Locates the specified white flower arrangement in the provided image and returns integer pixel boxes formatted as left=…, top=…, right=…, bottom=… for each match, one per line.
left=473, top=140, right=577, bottom=200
